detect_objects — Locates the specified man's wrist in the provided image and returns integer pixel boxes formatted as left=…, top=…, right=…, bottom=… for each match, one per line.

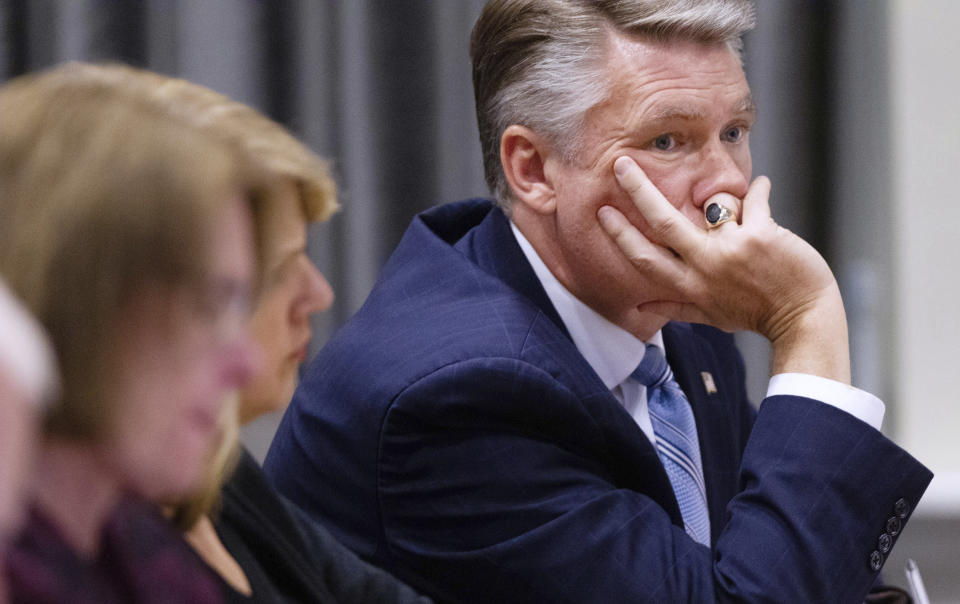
left=769, top=285, right=851, bottom=384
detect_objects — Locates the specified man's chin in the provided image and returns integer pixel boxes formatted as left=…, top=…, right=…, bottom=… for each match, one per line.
left=622, top=308, right=669, bottom=341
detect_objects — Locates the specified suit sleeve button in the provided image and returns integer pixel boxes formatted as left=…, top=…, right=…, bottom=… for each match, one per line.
left=878, top=532, right=892, bottom=554
left=894, top=498, right=910, bottom=519
left=869, top=550, right=884, bottom=572
left=886, top=516, right=901, bottom=536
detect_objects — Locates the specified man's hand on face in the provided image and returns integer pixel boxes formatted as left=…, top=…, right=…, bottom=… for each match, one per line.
left=598, top=156, right=851, bottom=384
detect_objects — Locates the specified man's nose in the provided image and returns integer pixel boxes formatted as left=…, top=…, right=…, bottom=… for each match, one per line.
left=691, top=143, right=749, bottom=209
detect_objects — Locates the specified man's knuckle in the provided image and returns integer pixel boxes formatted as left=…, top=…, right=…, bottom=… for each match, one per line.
left=629, top=251, right=656, bottom=272
left=650, top=215, right=679, bottom=241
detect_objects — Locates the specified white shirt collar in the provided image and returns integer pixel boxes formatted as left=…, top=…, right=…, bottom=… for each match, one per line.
left=510, top=222, right=661, bottom=389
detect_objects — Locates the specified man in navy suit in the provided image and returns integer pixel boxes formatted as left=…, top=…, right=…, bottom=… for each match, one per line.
left=265, top=1, right=932, bottom=601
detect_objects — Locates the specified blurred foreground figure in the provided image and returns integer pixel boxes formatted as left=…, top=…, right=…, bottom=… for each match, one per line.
left=265, top=1, right=932, bottom=602
left=0, top=64, right=262, bottom=603
left=62, top=62, right=431, bottom=603
left=0, top=279, right=57, bottom=604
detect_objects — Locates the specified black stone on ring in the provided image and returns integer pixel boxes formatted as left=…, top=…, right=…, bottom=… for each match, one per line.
left=705, top=202, right=734, bottom=228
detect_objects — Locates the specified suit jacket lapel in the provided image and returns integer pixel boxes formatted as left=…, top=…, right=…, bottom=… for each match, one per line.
left=452, top=204, right=570, bottom=339
left=461, top=206, right=689, bottom=526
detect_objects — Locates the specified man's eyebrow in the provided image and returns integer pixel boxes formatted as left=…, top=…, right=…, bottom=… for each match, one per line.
left=644, top=105, right=706, bottom=123
left=737, top=94, right=757, bottom=117
left=644, top=94, right=757, bottom=123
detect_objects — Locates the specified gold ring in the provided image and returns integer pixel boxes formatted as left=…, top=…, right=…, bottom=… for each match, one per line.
left=705, top=202, right=735, bottom=228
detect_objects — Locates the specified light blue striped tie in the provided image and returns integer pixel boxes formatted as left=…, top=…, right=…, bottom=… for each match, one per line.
left=631, top=343, right=711, bottom=546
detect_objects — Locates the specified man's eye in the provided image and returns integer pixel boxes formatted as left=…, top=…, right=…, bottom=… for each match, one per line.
left=653, top=134, right=675, bottom=151
left=723, top=126, right=745, bottom=143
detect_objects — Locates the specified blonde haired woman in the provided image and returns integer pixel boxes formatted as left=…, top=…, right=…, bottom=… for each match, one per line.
left=0, top=64, right=262, bottom=603
left=66, top=62, right=430, bottom=603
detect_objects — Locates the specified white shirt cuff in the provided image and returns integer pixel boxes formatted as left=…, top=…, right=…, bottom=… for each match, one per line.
left=766, top=373, right=885, bottom=431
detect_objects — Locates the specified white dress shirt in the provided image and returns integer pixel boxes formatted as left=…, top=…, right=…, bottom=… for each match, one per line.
left=509, top=223, right=885, bottom=443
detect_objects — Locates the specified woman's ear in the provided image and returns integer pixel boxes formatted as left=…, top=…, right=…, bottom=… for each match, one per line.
left=500, top=125, right=556, bottom=215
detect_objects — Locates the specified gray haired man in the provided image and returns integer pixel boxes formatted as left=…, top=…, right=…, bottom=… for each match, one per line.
left=266, top=2, right=932, bottom=601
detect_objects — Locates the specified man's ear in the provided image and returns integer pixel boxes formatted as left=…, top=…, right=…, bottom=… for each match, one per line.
left=500, top=125, right=556, bottom=215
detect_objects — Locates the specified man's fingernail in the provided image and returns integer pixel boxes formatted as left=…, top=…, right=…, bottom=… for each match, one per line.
left=597, top=206, right=613, bottom=227
left=614, top=156, right=631, bottom=178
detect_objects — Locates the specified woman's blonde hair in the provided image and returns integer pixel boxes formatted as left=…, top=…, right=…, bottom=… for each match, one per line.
left=60, top=62, right=338, bottom=225
left=0, top=63, right=264, bottom=440
left=51, top=62, right=339, bottom=526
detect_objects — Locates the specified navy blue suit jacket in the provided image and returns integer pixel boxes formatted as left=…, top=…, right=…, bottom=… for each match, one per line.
left=265, top=199, right=931, bottom=603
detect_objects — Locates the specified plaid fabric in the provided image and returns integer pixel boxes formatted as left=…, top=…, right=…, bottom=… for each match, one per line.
left=6, top=497, right=223, bottom=604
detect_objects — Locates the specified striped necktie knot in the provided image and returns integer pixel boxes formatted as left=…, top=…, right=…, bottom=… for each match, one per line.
left=630, top=343, right=672, bottom=389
